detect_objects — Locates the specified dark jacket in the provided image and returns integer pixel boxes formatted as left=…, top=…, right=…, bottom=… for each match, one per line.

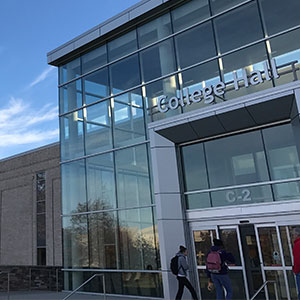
left=206, top=246, right=235, bottom=278
left=176, top=252, right=189, bottom=276
left=293, top=237, right=300, bottom=274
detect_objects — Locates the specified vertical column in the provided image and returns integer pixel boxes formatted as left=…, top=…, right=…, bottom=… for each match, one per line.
left=149, top=129, right=189, bottom=300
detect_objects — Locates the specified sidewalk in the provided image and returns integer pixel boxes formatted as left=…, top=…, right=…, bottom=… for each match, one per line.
left=0, top=291, right=162, bottom=300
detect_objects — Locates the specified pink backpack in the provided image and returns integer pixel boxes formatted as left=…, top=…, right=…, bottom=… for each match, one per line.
left=206, top=251, right=222, bottom=273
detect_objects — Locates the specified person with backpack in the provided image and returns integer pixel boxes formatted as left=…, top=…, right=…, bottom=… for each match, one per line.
left=206, top=239, right=235, bottom=300
left=171, top=245, right=198, bottom=300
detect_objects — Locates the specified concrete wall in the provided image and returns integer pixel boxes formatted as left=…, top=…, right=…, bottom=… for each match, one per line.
left=0, top=143, right=62, bottom=266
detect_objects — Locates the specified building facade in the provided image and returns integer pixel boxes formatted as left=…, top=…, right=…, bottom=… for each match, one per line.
left=48, top=0, right=300, bottom=298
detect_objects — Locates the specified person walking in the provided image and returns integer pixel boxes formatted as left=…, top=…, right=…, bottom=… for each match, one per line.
left=173, top=245, right=198, bottom=300
left=293, top=228, right=300, bottom=300
left=206, top=239, right=235, bottom=300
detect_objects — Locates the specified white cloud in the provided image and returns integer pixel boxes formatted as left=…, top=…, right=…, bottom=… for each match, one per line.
left=0, top=97, right=58, bottom=147
left=28, top=66, right=55, bottom=88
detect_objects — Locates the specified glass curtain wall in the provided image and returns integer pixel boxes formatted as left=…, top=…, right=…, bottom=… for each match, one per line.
left=58, top=0, right=300, bottom=297
left=181, top=123, right=300, bottom=210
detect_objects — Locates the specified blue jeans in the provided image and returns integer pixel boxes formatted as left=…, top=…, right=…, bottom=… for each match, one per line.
left=296, top=273, right=300, bottom=300
left=211, top=273, right=232, bottom=300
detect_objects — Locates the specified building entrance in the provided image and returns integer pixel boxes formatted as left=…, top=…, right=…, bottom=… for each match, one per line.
left=191, top=222, right=300, bottom=299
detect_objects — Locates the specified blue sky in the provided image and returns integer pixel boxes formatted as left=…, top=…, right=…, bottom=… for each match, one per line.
left=0, top=0, right=140, bottom=159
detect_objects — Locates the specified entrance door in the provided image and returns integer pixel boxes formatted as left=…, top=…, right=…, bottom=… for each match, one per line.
left=191, top=223, right=300, bottom=300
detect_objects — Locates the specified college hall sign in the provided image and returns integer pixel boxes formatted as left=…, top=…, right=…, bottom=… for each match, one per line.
left=157, top=59, right=298, bottom=113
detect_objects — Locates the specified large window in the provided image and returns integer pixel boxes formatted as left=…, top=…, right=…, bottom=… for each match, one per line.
left=181, top=123, right=300, bottom=209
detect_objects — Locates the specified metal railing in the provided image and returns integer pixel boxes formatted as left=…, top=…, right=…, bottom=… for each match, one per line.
left=250, top=280, right=279, bottom=300
left=0, top=271, right=10, bottom=300
left=62, top=273, right=106, bottom=300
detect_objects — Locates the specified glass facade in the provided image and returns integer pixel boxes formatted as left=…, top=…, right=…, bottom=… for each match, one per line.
left=57, top=0, right=300, bottom=297
left=182, top=123, right=300, bottom=209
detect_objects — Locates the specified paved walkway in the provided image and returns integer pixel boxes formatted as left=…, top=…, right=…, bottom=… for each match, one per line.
left=0, top=291, right=162, bottom=300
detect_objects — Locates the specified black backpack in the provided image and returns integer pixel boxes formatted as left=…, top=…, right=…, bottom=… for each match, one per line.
left=170, top=255, right=180, bottom=275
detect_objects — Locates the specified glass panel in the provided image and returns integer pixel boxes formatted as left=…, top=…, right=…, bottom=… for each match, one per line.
left=140, top=38, right=176, bottom=83
left=181, top=143, right=208, bottom=191
left=59, top=58, right=81, bottom=84
left=198, top=269, right=216, bottom=299
left=222, top=43, right=271, bottom=100
left=85, top=101, right=112, bottom=155
left=113, top=93, right=146, bottom=147
left=219, top=228, right=241, bottom=265
left=61, top=160, right=87, bottom=214
left=260, top=0, right=300, bottom=36
left=186, top=193, right=211, bottom=209
left=205, top=130, right=269, bottom=188
left=273, top=181, right=300, bottom=202
left=214, top=2, right=263, bottom=54
left=211, top=185, right=273, bottom=207
left=37, top=201, right=46, bottom=214
left=110, top=54, right=140, bottom=94
left=88, top=211, right=117, bottom=268
left=269, top=29, right=300, bottom=86
left=210, top=0, right=244, bottom=15
left=279, top=226, right=292, bottom=266
left=37, top=248, right=46, bottom=266
left=115, top=144, right=152, bottom=208
left=37, top=214, right=46, bottom=247
left=60, top=110, right=84, bottom=161
left=118, top=207, right=158, bottom=270
left=59, top=79, right=82, bottom=114
left=175, top=21, right=216, bottom=69
left=171, top=0, right=210, bottom=33
left=265, top=270, right=288, bottom=300
left=262, top=124, right=300, bottom=180
left=228, top=270, right=247, bottom=300
left=138, top=13, right=172, bottom=48
left=258, top=227, right=282, bottom=266
left=64, top=271, right=163, bottom=297
left=193, top=230, right=216, bottom=266
left=82, top=45, right=107, bottom=74
left=145, top=75, right=181, bottom=121
left=108, top=30, right=137, bottom=62
left=63, top=215, right=89, bottom=268
left=83, top=67, right=109, bottom=105
left=181, top=60, right=222, bottom=113
left=287, top=270, right=298, bottom=300
left=86, top=153, right=116, bottom=210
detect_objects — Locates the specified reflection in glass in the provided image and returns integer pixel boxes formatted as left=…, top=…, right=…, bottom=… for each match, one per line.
left=85, top=101, right=112, bottom=155
left=258, top=227, right=282, bottom=266
left=119, top=207, right=158, bottom=270
left=59, top=58, right=81, bottom=84
left=175, top=21, right=216, bottom=69
left=198, top=269, right=215, bottom=299
left=86, top=153, right=116, bottom=210
left=88, top=212, right=117, bottom=269
left=108, top=30, right=137, bottom=62
left=82, top=45, right=107, bottom=74
left=287, top=270, right=298, bottom=299
left=219, top=229, right=241, bottom=265
left=181, top=60, right=222, bottom=113
left=181, top=143, right=208, bottom=191
left=228, top=270, right=247, bottom=300
left=205, top=130, right=269, bottom=188
left=59, top=80, right=82, bottom=114
left=265, top=270, right=287, bottom=300
left=83, top=67, right=109, bottom=105
left=193, top=230, right=216, bottom=265
left=113, top=89, right=146, bottom=147
left=210, top=0, right=244, bottom=15
left=269, top=29, right=300, bottom=86
left=63, top=215, right=89, bottom=268
left=138, top=13, right=172, bottom=48
left=260, top=0, right=300, bottom=36
left=140, top=39, right=176, bottom=83
left=60, top=110, right=84, bottom=161
left=110, top=54, right=140, bottom=94
left=279, top=226, right=292, bottom=266
left=171, top=0, right=210, bottom=32
left=186, top=193, right=211, bottom=209
left=214, top=2, right=263, bottom=54
left=61, top=160, right=87, bottom=214
left=115, top=144, right=152, bottom=208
